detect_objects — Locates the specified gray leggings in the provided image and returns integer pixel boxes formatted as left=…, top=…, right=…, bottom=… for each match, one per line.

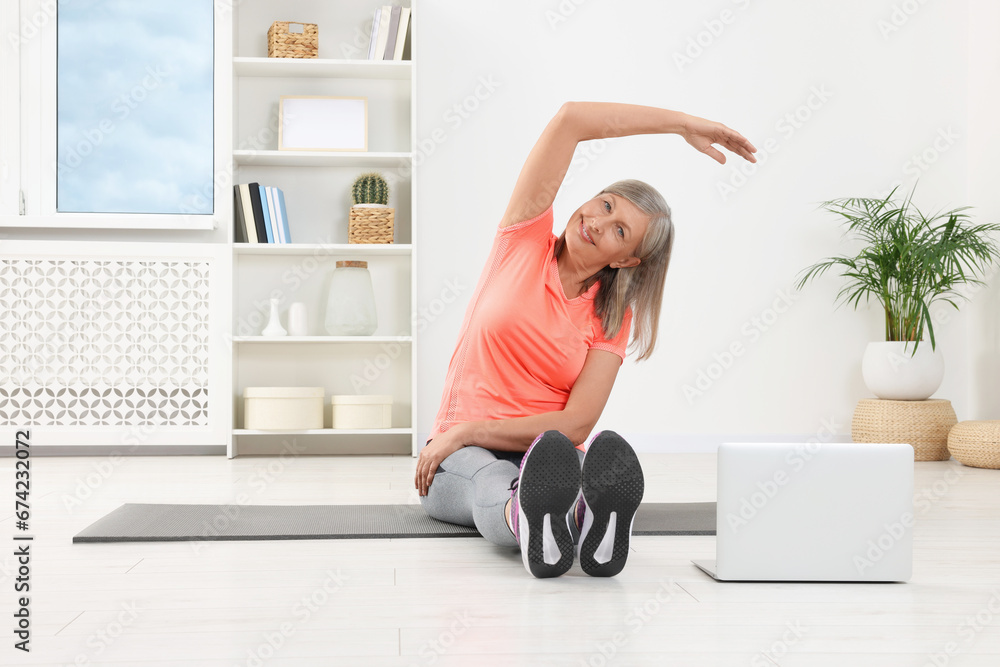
left=419, top=441, right=585, bottom=548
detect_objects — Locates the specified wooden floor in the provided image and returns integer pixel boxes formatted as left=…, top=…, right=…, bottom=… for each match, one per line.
left=2, top=451, right=999, bottom=666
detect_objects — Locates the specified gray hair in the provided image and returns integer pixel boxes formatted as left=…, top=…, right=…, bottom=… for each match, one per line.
left=590, top=179, right=674, bottom=362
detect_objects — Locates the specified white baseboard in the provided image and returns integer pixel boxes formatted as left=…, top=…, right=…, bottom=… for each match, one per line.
left=2, top=433, right=856, bottom=457
left=416, top=431, right=854, bottom=454
left=612, top=433, right=854, bottom=453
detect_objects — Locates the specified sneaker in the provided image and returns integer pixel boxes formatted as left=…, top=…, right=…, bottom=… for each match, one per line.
left=568, top=489, right=586, bottom=545
left=577, top=430, right=645, bottom=577
left=509, top=430, right=581, bottom=578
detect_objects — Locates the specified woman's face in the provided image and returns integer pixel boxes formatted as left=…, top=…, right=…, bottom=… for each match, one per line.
left=568, top=193, right=650, bottom=269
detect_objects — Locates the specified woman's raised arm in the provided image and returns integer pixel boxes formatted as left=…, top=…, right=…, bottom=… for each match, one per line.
left=499, top=103, right=580, bottom=228
left=499, top=101, right=757, bottom=228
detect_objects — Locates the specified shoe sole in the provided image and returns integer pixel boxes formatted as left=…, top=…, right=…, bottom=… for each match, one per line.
left=516, top=431, right=581, bottom=579
left=578, top=431, right=644, bottom=577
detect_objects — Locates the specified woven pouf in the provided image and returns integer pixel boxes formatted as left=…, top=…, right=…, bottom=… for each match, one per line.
left=851, top=398, right=957, bottom=461
left=947, top=421, right=1000, bottom=469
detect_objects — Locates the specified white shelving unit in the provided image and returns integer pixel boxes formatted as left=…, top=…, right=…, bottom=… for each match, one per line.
left=229, top=1, right=417, bottom=458
left=233, top=150, right=413, bottom=168
left=235, top=243, right=412, bottom=256
left=234, top=56, right=412, bottom=80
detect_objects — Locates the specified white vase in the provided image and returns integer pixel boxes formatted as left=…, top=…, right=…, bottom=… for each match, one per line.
left=261, top=298, right=287, bottom=337
left=287, top=302, right=308, bottom=336
left=861, top=341, right=944, bottom=400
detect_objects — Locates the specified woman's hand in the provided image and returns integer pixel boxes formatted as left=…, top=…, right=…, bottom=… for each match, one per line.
left=415, top=426, right=467, bottom=496
left=679, top=114, right=757, bottom=165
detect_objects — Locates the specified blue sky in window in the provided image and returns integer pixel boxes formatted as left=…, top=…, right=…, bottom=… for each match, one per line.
left=57, top=0, right=214, bottom=214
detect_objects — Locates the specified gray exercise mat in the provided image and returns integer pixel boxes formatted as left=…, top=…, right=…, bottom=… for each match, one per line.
left=72, top=502, right=716, bottom=543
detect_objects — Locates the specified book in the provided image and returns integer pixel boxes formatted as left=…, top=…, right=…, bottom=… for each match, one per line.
left=367, top=7, right=381, bottom=60
left=233, top=183, right=294, bottom=244
left=248, top=183, right=268, bottom=243
left=233, top=186, right=247, bottom=243
left=264, top=186, right=275, bottom=243
left=256, top=185, right=272, bottom=243
left=275, top=188, right=291, bottom=243
left=267, top=186, right=284, bottom=243
left=266, top=186, right=277, bottom=243
left=237, top=183, right=257, bottom=243
left=382, top=6, right=401, bottom=60
left=392, top=8, right=411, bottom=60
left=374, top=5, right=392, bottom=60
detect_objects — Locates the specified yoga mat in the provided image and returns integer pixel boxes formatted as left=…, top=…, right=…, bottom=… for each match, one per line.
left=72, top=502, right=716, bottom=543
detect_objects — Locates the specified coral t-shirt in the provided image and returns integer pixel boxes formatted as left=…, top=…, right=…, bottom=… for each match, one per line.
left=428, top=204, right=632, bottom=442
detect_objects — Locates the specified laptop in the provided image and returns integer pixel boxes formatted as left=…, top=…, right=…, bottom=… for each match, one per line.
left=692, top=442, right=914, bottom=582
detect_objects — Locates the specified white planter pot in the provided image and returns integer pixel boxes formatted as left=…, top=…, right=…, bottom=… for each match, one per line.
left=861, top=341, right=944, bottom=401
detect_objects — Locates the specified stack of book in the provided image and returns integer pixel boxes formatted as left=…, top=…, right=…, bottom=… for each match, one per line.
left=234, top=183, right=291, bottom=244
left=368, top=5, right=411, bottom=60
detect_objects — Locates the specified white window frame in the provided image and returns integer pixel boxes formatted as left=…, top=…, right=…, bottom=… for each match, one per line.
left=0, top=0, right=232, bottom=230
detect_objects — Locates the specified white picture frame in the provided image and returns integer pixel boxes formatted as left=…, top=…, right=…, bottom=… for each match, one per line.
left=278, top=96, right=368, bottom=151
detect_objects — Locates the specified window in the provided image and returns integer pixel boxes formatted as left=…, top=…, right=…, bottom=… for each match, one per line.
left=1, top=0, right=226, bottom=229
left=56, top=0, right=215, bottom=214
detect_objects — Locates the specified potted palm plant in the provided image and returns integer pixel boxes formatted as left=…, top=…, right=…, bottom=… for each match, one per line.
left=795, top=183, right=1000, bottom=400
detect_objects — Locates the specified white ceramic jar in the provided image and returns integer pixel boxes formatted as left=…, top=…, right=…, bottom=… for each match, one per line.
left=324, top=260, right=378, bottom=336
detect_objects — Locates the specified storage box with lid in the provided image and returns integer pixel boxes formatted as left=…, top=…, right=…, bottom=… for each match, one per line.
left=331, top=394, right=393, bottom=429
left=244, top=387, right=324, bottom=430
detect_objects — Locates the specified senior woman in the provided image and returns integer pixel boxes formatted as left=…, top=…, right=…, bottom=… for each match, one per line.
left=416, top=101, right=757, bottom=578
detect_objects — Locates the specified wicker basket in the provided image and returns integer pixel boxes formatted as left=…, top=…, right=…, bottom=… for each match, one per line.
left=267, top=21, right=318, bottom=59
left=947, top=421, right=1000, bottom=469
left=349, top=205, right=394, bottom=244
left=851, top=398, right=957, bottom=461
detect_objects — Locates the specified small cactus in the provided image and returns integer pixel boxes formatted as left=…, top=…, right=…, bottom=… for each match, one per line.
left=351, top=172, right=390, bottom=206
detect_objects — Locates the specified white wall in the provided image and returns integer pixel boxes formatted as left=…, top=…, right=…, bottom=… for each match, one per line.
left=968, top=0, right=1000, bottom=419
left=415, top=0, right=998, bottom=451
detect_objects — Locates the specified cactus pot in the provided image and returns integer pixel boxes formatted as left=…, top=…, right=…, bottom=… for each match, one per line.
left=348, top=203, right=395, bottom=244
